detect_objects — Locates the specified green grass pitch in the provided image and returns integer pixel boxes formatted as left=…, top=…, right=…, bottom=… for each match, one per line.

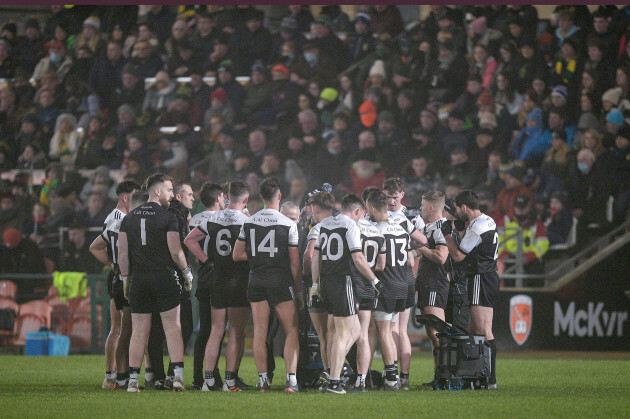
left=1, top=352, right=629, bottom=418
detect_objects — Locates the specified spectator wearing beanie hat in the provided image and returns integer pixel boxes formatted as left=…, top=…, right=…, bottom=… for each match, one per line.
left=603, top=109, right=625, bottom=147
left=367, top=59, right=386, bottom=88
left=204, top=87, right=234, bottom=126
left=495, top=164, right=535, bottom=217
left=72, top=16, right=107, bottom=57
left=318, top=87, right=339, bottom=128
left=347, top=11, right=374, bottom=64
left=601, top=87, right=623, bottom=113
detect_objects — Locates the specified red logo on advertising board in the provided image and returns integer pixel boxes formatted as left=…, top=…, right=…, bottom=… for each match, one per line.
left=510, top=295, right=532, bottom=346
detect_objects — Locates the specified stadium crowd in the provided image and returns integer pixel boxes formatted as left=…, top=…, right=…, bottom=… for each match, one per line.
left=0, top=3, right=630, bottom=392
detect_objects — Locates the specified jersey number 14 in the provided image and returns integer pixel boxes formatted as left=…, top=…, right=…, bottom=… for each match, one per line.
left=250, top=229, right=278, bottom=257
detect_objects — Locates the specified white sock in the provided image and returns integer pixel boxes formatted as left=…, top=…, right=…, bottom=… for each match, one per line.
left=106, top=371, right=116, bottom=380
left=356, top=374, right=366, bottom=386
left=287, top=373, right=297, bottom=386
left=145, top=372, right=154, bottom=382
left=174, top=366, right=184, bottom=381
left=258, top=372, right=268, bottom=384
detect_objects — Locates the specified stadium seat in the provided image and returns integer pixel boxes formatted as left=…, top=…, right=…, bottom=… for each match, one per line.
left=13, top=313, right=46, bottom=346
left=19, top=300, right=52, bottom=330
left=46, top=296, right=71, bottom=334
left=67, top=317, right=91, bottom=351
left=72, top=304, right=91, bottom=320
left=549, top=217, right=578, bottom=251
left=0, top=280, right=17, bottom=299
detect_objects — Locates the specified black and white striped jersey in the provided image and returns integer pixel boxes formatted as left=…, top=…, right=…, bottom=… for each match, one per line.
left=374, top=218, right=411, bottom=299
left=188, top=210, right=217, bottom=257
left=238, top=208, right=299, bottom=287
left=389, top=209, right=416, bottom=286
left=352, top=218, right=386, bottom=299
left=201, top=208, right=249, bottom=280
left=102, top=208, right=126, bottom=265
left=120, top=202, right=179, bottom=272
left=458, top=213, right=499, bottom=275
left=315, top=214, right=363, bottom=277
left=417, top=217, right=449, bottom=282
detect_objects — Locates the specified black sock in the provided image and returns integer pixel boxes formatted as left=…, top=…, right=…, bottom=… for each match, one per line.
left=487, top=339, right=496, bottom=384
left=117, top=372, right=129, bottom=381
left=329, top=378, right=340, bottom=388
left=167, top=362, right=174, bottom=377
left=145, top=367, right=153, bottom=373
left=401, top=373, right=409, bottom=380
left=129, top=367, right=141, bottom=380
left=225, top=371, right=236, bottom=386
left=384, top=364, right=397, bottom=382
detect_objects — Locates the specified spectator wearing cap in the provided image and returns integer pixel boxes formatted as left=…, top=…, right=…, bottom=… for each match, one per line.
left=290, top=40, right=337, bottom=88
left=495, top=164, right=535, bottom=216
left=312, top=14, right=348, bottom=72
left=87, top=40, right=126, bottom=112
left=542, top=129, right=578, bottom=186
left=72, top=16, right=107, bottom=57
left=204, top=87, right=234, bottom=126
left=128, top=39, right=162, bottom=81
left=242, top=63, right=272, bottom=127
left=287, top=5, right=314, bottom=34
left=511, top=107, right=546, bottom=164
left=186, top=68, right=212, bottom=114
left=369, top=5, right=404, bottom=38
left=166, top=38, right=200, bottom=77
left=541, top=106, right=576, bottom=152
left=31, top=41, right=72, bottom=83
left=317, top=87, right=339, bottom=128
left=0, top=39, right=16, bottom=79
left=229, top=8, right=272, bottom=76
left=270, top=16, right=306, bottom=65
left=214, top=60, right=246, bottom=112
left=15, top=17, right=45, bottom=74
left=163, top=19, right=190, bottom=61
left=111, top=63, right=145, bottom=114
left=201, top=33, right=231, bottom=75
left=347, top=12, right=375, bottom=64
left=496, top=194, right=549, bottom=278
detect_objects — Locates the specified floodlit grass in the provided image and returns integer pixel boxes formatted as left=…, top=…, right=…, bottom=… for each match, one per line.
left=1, top=353, right=629, bottom=418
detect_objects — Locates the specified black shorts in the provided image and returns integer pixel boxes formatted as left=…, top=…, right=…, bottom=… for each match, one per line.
left=210, top=277, right=249, bottom=309
left=359, top=298, right=377, bottom=311
left=321, top=274, right=357, bottom=317
left=417, top=276, right=450, bottom=310
left=129, top=269, right=181, bottom=314
left=468, top=272, right=499, bottom=308
left=107, top=268, right=129, bottom=310
left=247, top=283, right=295, bottom=307
left=405, top=282, right=416, bottom=309
left=375, top=297, right=406, bottom=314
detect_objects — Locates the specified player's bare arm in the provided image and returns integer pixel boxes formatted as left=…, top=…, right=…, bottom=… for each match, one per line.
left=184, top=227, right=208, bottom=263
left=232, top=239, right=248, bottom=261
left=89, top=235, right=112, bottom=266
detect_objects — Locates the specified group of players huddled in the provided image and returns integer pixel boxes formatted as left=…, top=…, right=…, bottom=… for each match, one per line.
left=91, top=173, right=499, bottom=394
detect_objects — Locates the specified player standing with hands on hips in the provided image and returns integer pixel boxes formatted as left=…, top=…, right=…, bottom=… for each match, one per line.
left=118, top=174, right=194, bottom=392
left=440, top=190, right=499, bottom=390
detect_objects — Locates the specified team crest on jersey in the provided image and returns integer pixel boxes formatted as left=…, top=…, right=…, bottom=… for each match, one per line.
left=510, top=294, right=532, bottom=346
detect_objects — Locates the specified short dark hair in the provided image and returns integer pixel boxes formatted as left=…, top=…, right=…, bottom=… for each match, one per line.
left=229, top=179, right=252, bottom=200
left=382, top=177, right=404, bottom=194
left=199, top=182, right=223, bottom=208
left=172, top=181, right=190, bottom=198
left=341, top=194, right=365, bottom=212
left=361, top=186, right=380, bottom=204
left=259, top=177, right=281, bottom=202
left=366, top=190, right=387, bottom=211
left=145, top=173, right=173, bottom=191
left=116, top=180, right=140, bottom=196
left=453, top=189, right=480, bottom=210
left=131, top=190, right=148, bottom=207
left=308, top=191, right=335, bottom=211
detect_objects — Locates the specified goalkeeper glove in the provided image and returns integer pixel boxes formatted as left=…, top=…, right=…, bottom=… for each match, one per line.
left=454, top=219, right=466, bottom=231
left=440, top=220, right=453, bottom=236
left=182, top=266, right=193, bottom=291
left=371, top=278, right=385, bottom=298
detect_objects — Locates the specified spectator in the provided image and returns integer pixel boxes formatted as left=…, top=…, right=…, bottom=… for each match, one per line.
left=0, top=39, right=16, bottom=79
left=192, top=125, right=238, bottom=184
left=369, top=5, right=404, bottom=38
left=469, top=43, right=497, bottom=89
left=32, top=40, right=73, bottom=84
left=0, top=228, right=47, bottom=302
left=347, top=12, right=374, bottom=64
left=446, top=147, right=478, bottom=190
left=568, top=148, right=611, bottom=231
left=497, top=194, right=549, bottom=278
left=431, top=38, right=468, bottom=102
left=495, top=164, right=535, bottom=216
left=62, top=221, right=103, bottom=273
left=142, top=6, right=176, bottom=44
left=128, top=39, right=162, bottom=81
left=602, top=126, right=630, bottom=222
left=271, top=16, right=305, bottom=65
left=402, top=154, right=443, bottom=207
left=290, top=40, right=337, bottom=89
left=17, top=143, right=47, bottom=171
left=203, top=88, right=234, bottom=126
left=319, top=5, right=351, bottom=34
left=541, top=106, right=576, bottom=150
left=111, top=63, right=144, bottom=113
left=229, top=9, right=272, bottom=76
left=312, top=130, right=349, bottom=188
left=287, top=5, right=314, bottom=34
left=48, top=113, right=79, bottom=170
left=201, top=33, right=231, bottom=75
left=541, top=129, right=577, bottom=186
left=72, top=16, right=107, bottom=57
left=543, top=191, right=574, bottom=246
left=312, top=14, right=348, bottom=72
left=346, top=148, right=386, bottom=196
left=76, top=189, right=109, bottom=228
left=88, top=40, right=126, bottom=111
left=241, top=63, right=272, bottom=127
left=15, top=17, right=45, bottom=74
left=574, top=93, right=602, bottom=147
left=74, top=115, right=105, bottom=170
left=142, top=70, right=177, bottom=116
left=214, top=60, right=246, bottom=112
left=166, top=38, right=199, bottom=77
left=580, top=129, right=606, bottom=158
